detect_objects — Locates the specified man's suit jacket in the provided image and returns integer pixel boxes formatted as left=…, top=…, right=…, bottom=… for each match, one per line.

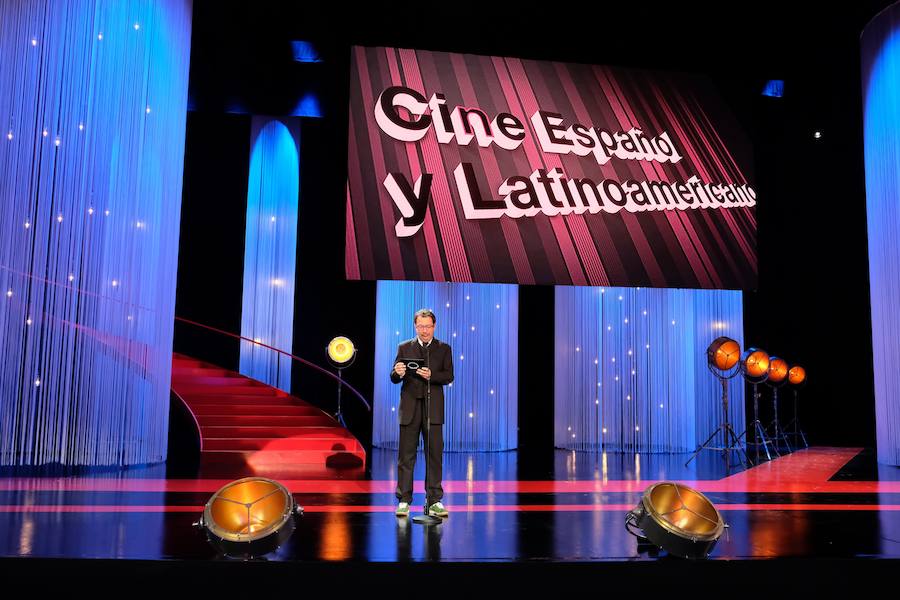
left=389, top=338, right=454, bottom=425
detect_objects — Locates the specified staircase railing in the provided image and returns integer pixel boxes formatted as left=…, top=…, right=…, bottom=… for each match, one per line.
left=174, top=316, right=371, bottom=412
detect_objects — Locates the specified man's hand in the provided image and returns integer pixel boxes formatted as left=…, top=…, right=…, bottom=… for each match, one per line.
left=394, top=362, right=407, bottom=377
left=416, top=367, right=431, bottom=380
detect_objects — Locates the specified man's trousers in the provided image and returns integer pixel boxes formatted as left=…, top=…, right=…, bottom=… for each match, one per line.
left=396, top=397, right=444, bottom=505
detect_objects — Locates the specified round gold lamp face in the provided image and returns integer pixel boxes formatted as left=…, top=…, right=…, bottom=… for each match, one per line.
left=789, top=366, right=807, bottom=386
left=200, top=478, right=299, bottom=557
left=767, top=357, right=789, bottom=387
left=327, top=336, right=357, bottom=368
left=707, top=337, right=741, bottom=372
left=630, top=482, right=725, bottom=559
left=740, top=348, right=770, bottom=383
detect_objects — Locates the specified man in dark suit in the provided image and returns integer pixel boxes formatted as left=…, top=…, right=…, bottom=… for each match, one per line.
left=391, top=308, right=454, bottom=518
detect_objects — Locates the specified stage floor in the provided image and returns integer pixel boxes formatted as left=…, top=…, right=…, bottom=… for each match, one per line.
left=1, top=446, right=900, bottom=568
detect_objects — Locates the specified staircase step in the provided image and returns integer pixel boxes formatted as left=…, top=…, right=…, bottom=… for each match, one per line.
left=190, top=404, right=323, bottom=416
left=197, top=415, right=334, bottom=427
left=172, top=353, right=366, bottom=479
left=182, top=395, right=297, bottom=406
left=171, top=375, right=256, bottom=386
left=200, top=437, right=363, bottom=452
left=200, top=423, right=339, bottom=437
left=204, top=434, right=356, bottom=451
left=199, top=451, right=366, bottom=475
left=173, top=357, right=217, bottom=369
left=172, top=367, right=233, bottom=377
left=201, top=449, right=364, bottom=463
left=177, top=385, right=279, bottom=396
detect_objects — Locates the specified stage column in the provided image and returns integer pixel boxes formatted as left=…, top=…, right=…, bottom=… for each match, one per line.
left=238, top=118, right=300, bottom=392
left=862, top=2, right=900, bottom=466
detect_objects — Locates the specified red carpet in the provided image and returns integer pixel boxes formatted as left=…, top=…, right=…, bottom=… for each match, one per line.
left=171, top=354, right=366, bottom=479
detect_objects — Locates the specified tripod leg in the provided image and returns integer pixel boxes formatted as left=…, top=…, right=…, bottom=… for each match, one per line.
left=772, top=419, right=792, bottom=453
left=781, top=428, right=793, bottom=453
left=686, top=426, right=724, bottom=467
left=754, top=421, right=774, bottom=460
left=726, top=425, right=750, bottom=468
left=734, top=427, right=756, bottom=466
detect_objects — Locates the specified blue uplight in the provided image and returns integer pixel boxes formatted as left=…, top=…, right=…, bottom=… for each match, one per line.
left=291, top=93, right=322, bottom=118
left=761, top=79, right=784, bottom=98
left=290, top=41, right=321, bottom=63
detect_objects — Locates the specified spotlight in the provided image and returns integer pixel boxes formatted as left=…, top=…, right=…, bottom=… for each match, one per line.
left=765, top=357, right=792, bottom=453
left=707, top=337, right=741, bottom=375
left=196, top=477, right=302, bottom=558
left=788, top=366, right=807, bottom=386
left=626, top=482, right=726, bottom=559
left=739, top=348, right=776, bottom=463
left=326, top=336, right=357, bottom=426
left=740, top=348, right=770, bottom=383
left=767, top=357, right=789, bottom=387
left=786, top=365, right=809, bottom=449
left=326, top=336, right=357, bottom=368
left=689, top=337, right=747, bottom=467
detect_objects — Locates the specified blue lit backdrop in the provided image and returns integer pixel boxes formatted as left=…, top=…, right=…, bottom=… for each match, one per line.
left=555, top=287, right=745, bottom=453
left=239, top=117, right=300, bottom=392
left=862, top=3, right=900, bottom=466
left=0, top=1, right=192, bottom=465
left=373, top=281, right=518, bottom=451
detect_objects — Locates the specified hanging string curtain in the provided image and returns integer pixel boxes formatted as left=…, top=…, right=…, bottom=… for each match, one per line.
left=239, top=117, right=300, bottom=392
left=555, top=286, right=745, bottom=453
left=373, top=281, right=519, bottom=452
left=862, top=4, right=900, bottom=466
left=0, top=0, right=193, bottom=466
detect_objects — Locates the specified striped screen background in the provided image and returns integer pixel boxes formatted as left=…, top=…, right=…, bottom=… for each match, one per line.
left=347, top=46, right=757, bottom=289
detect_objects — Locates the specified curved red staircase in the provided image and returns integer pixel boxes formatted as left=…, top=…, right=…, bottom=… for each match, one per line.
left=172, top=353, right=366, bottom=479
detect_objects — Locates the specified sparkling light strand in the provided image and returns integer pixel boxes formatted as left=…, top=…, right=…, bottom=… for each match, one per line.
left=0, top=1, right=193, bottom=466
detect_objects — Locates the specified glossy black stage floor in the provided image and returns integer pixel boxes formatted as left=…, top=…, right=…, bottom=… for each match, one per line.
left=1, top=447, right=899, bottom=588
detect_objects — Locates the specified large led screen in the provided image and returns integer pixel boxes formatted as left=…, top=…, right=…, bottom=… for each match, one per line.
left=346, top=46, right=757, bottom=289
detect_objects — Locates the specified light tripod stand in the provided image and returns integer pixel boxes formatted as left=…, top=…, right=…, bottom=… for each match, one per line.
left=765, top=356, right=792, bottom=454
left=738, top=348, right=777, bottom=464
left=687, top=337, right=749, bottom=469
left=784, top=366, right=809, bottom=449
left=326, top=336, right=357, bottom=428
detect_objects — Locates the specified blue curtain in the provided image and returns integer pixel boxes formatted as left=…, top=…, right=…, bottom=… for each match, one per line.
left=239, top=118, right=300, bottom=392
left=373, top=281, right=518, bottom=451
left=555, top=286, right=744, bottom=452
left=862, top=3, right=900, bottom=466
left=0, top=1, right=192, bottom=465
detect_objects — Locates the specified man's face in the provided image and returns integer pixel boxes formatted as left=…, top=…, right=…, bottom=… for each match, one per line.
left=414, top=315, right=435, bottom=343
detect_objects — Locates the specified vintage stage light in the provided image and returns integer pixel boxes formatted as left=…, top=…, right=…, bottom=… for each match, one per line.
left=788, top=365, right=807, bottom=386
left=785, top=365, right=808, bottom=448
left=327, top=336, right=357, bottom=368
left=768, top=357, right=789, bottom=385
left=688, top=338, right=747, bottom=467
left=196, top=477, right=302, bottom=558
left=707, top=336, right=741, bottom=374
left=740, top=348, right=770, bottom=383
left=326, top=336, right=357, bottom=426
left=739, top=348, right=776, bottom=463
left=626, top=482, right=726, bottom=559
left=766, top=357, right=792, bottom=453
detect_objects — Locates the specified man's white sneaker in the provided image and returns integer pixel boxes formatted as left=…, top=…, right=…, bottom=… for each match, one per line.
left=428, top=501, right=448, bottom=517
